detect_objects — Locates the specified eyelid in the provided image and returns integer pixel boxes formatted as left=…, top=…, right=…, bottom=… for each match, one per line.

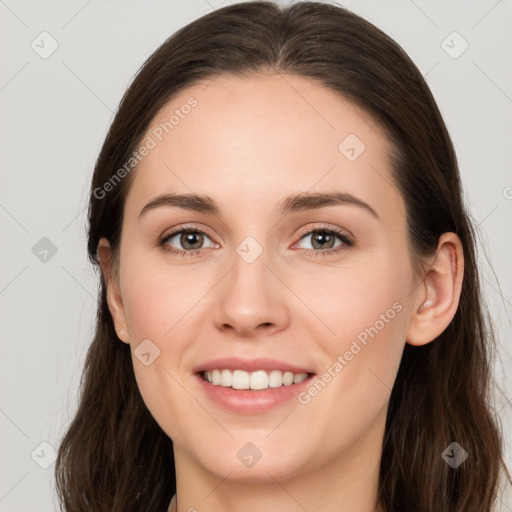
left=158, top=222, right=355, bottom=255
left=294, top=223, right=354, bottom=243
left=161, top=223, right=215, bottom=240
left=161, top=223, right=352, bottom=243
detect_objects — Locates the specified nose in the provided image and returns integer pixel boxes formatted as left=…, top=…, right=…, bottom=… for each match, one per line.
left=212, top=249, right=290, bottom=338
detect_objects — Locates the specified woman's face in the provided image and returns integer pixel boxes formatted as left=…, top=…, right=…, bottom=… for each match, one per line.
left=101, top=73, right=422, bottom=484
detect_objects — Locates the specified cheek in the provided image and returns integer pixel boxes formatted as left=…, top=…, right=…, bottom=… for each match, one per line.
left=294, top=249, right=411, bottom=401
left=295, top=248, right=411, bottom=344
left=289, top=262, right=409, bottom=457
left=118, top=258, right=212, bottom=421
left=120, top=254, right=200, bottom=343
left=120, top=262, right=201, bottom=439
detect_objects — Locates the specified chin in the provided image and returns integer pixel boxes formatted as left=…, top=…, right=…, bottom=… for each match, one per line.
left=194, top=442, right=311, bottom=483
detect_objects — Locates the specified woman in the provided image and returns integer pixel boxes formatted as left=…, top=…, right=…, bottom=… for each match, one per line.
left=54, top=2, right=511, bottom=511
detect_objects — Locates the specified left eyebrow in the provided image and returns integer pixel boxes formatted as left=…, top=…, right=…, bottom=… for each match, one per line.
left=279, top=191, right=380, bottom=220
left=137, top=191, right=381, bottom=221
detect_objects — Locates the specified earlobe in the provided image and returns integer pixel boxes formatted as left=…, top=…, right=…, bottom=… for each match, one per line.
left=96, top=237, right=130, bottom=344
left=406, top=232, right=464, bottom=346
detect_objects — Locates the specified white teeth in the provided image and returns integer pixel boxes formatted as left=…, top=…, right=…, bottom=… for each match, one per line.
left=232, top=370, right=250, bottom=390
left=282, top=371, right=294, bottom=386
left=220, top=369, right=232, bottom=387
left=249, top=370, right=268, bottom=390
left=203, top=369, right=309, bottom=390
left=268, top=370, right=284, bottom=388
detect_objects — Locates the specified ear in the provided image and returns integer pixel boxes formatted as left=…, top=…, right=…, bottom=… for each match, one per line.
left=96, top=237, right=130, bottom=344
left=406, top=232, right=464, bottom=346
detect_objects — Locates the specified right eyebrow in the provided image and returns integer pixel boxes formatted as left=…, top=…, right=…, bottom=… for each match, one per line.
left=138, top=193, right=219, bottom=220
left=137, top=191, right=381, bottom=222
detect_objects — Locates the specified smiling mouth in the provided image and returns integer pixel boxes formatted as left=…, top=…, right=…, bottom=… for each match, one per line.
left=199, top=369, right=315, bottom=391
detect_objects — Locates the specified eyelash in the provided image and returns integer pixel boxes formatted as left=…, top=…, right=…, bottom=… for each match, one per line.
left=157, top=223, right=354, bottom=258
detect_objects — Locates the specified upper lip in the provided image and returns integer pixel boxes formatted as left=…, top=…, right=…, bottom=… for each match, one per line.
left=192, top=357, right=315, bottom=375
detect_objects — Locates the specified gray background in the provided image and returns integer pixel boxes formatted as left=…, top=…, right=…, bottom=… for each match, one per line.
left=1, top=0, right=511, bottom=510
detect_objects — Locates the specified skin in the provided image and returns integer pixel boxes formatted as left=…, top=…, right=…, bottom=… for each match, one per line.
left=97, top=73, right=464, bottom=512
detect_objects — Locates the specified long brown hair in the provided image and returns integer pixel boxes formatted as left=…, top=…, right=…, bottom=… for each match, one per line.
left=54, top=2, right=511, bottom=510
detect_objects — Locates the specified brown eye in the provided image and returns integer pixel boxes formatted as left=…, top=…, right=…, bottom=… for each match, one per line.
left=300, top=229, right=339, bottom=250
left=177, top=231, right=206, bottom=250
left=159, top=228, right=217, bottom=256
left=295, top=226, right=353, bottom=256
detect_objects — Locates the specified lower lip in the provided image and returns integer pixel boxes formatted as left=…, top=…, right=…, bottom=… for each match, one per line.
left=194, top=372, right=316, bottom=414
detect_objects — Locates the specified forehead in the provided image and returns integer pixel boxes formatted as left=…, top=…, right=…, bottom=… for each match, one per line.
left=124, top=73, right=402, bottom=224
